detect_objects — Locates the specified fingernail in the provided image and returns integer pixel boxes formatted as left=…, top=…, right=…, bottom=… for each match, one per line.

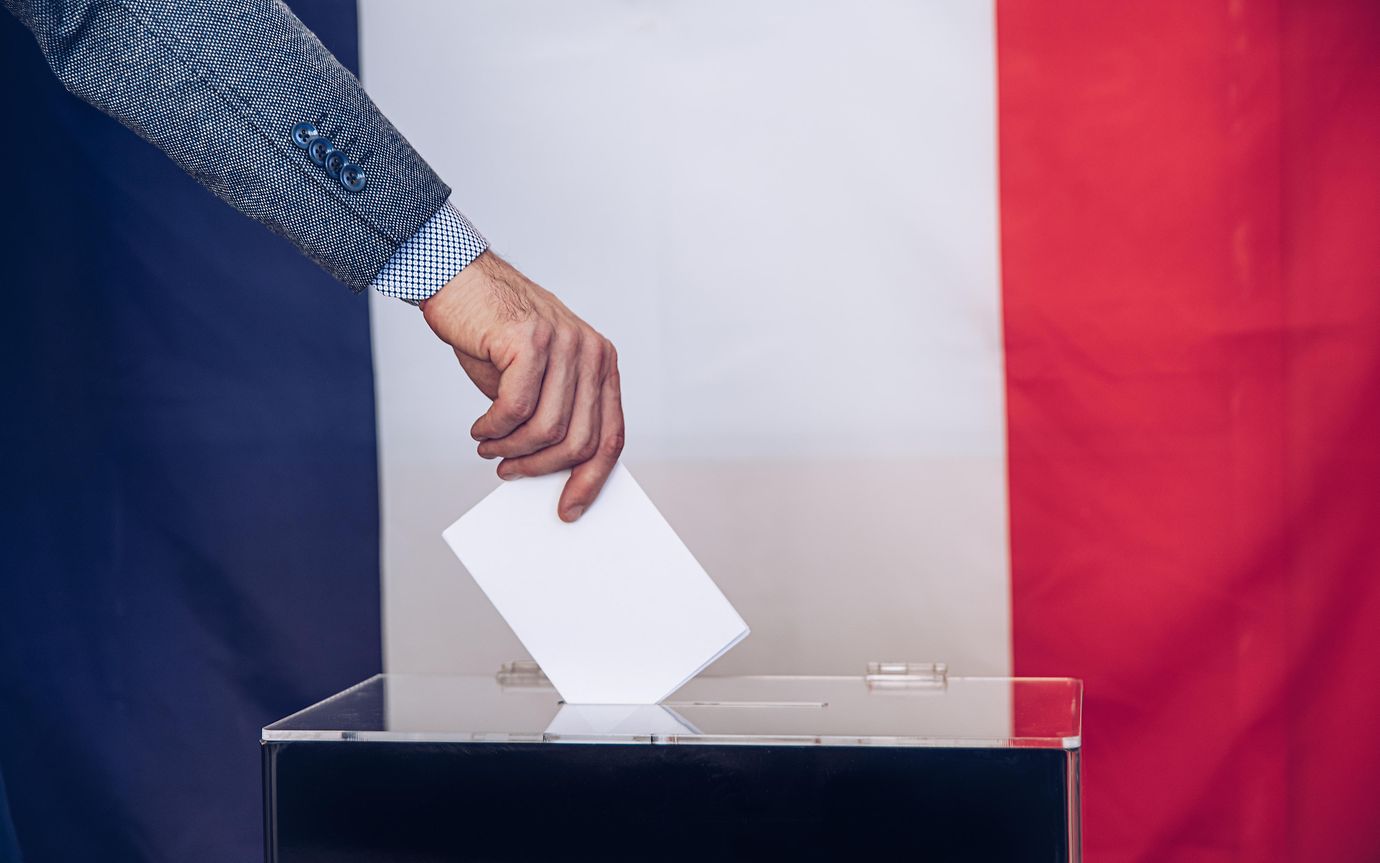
left=563, top=505, right=585, bottom=522
left=499, top=469, right=520, bottom=481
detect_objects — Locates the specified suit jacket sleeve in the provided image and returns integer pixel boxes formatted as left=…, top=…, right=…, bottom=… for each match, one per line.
left=5, top=0, right=457, bottom=291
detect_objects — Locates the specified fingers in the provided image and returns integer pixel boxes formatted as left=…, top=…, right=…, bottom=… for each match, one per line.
left=557, top=358, right=625, bottom=522
left=495, top=342, right=604, bottom=479
left=476, top=329, right=581, bottom=460
left=469, top=324, right=551, bottom=441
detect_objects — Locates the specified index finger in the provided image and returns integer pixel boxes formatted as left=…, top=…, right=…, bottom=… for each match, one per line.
left=558, top=365, right=624, bottom=522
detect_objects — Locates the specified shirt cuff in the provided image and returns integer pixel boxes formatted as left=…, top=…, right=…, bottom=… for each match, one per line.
left=370, top=200, right=488, bottom=303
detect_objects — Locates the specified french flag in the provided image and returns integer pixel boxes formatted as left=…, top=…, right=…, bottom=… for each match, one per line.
left=2, top=1, right=1377, bottom=861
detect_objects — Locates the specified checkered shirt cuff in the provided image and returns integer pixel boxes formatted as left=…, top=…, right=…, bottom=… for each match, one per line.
left=370, top=201, right=488, bottom=303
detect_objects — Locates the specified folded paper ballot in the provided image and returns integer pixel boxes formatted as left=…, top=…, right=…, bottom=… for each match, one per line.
left=442, top=464, right=749, bottom=705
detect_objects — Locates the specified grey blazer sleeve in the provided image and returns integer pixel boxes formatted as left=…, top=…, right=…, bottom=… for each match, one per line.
left=5, top=0, right=452, bottom=291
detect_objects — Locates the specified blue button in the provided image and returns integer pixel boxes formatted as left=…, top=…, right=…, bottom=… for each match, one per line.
left=339, top=163, right=367, bottom=193
left=290, top=122, right=318, bottom=149
left=324, top=149, right=347, bottom=179
left=308, top=137, right=334, bottom=167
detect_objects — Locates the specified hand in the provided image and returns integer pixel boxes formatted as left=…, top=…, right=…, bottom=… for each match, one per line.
left=419, top=251, right=624, bottom=522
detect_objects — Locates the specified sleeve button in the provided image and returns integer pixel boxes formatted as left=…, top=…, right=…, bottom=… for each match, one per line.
left=308, top=137, right=334, bottom=167
left=290, top=122, right=319, bottom=148
left=340, top=163, right=367, bottom=192
left=324, top=150, right=348, bottom=179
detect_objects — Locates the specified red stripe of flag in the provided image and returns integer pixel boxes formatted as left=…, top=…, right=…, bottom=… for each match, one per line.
left=997, top=1, right=1380, bottom=859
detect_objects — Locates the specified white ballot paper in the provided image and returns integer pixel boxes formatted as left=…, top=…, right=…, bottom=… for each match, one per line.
left=442, top=464, right=749, bottom=705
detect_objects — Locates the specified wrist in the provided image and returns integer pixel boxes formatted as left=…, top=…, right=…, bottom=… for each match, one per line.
left=423, top=250, right=502, bottom=335
left=421, top=250, right=537, bottom=355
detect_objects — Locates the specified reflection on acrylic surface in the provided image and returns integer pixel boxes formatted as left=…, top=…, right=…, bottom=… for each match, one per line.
left=544, top=704, right=700, bottom=738
left=321, top=672, right=1069, bottom=746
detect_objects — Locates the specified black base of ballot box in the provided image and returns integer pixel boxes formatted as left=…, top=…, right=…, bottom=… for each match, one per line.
left=263, top=665, right=1081, bottom=862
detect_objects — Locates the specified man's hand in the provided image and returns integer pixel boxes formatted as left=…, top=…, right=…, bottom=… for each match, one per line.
left=419, top=251, right=624, bottom=522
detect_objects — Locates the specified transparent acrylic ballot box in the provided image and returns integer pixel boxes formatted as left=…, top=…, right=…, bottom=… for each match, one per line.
left=263, top=664, right=1082, bottom=862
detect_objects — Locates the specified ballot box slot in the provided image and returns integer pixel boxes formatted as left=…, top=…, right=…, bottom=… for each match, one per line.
left=662, top=700, right=828, bottom=709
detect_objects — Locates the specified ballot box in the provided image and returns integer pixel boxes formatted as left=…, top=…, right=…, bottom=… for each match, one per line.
left=263, top=664, right=1081, bottom=862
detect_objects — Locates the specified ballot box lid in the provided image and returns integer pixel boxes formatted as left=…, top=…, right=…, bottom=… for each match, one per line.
left=264, top=665, right=1082, bottom=750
